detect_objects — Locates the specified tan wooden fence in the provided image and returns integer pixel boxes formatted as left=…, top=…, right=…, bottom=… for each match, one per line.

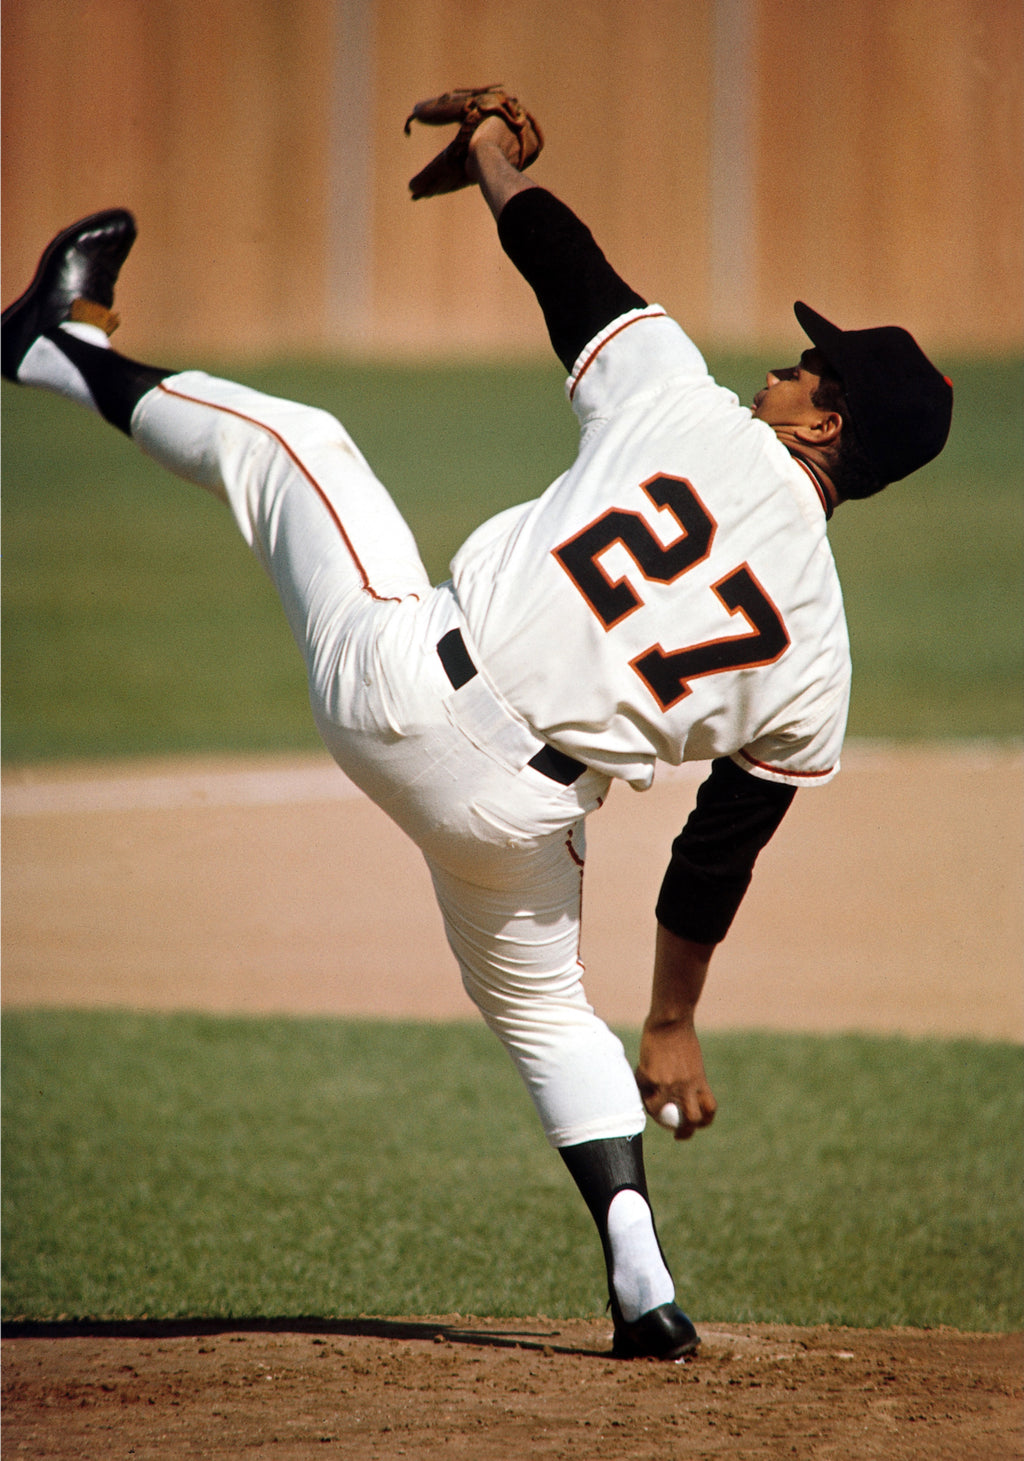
left=3, top=0, right=1020, bottom=360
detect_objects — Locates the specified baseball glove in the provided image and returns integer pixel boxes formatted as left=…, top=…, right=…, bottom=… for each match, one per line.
left=404, top=85, right=543, bottom=199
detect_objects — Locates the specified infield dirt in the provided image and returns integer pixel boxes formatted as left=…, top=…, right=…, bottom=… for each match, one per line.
left=3, top=743, right=1022, bottom=1458
left=4, top=1320, right=1021, bottom=1460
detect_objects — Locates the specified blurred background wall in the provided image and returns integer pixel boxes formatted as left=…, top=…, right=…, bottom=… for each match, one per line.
left=2, top=0, right=1021, bottom=361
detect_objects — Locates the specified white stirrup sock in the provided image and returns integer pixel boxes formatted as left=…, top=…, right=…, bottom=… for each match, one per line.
left=606, top=1188, right=676, bottom=1322
left=15, top=322, right=111, bottom=413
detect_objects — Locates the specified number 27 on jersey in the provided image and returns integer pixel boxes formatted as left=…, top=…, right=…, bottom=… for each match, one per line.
left=552, top=474, right=790, bottom=711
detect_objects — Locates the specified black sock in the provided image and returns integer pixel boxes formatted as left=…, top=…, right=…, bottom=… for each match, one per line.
left=43, top=329, right=173, bottom=435
left=559, top=1134, right=651, bottom=1224
left=559, top=1134, right=667, bottom=1307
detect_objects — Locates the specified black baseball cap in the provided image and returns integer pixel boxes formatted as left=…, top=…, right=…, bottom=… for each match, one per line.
left=794, top=301, right=953, bottom=484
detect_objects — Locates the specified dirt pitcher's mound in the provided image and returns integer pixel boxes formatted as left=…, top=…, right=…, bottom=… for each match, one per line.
left=3, top=1318, right=1021, bottom=1460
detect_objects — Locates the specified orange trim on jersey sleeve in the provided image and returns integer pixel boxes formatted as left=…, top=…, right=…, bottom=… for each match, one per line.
left=568, top=310, right=668, bottom=401
left=157, top=381, right=404, bottom=603
left=736, top=748, right=836, bottom=781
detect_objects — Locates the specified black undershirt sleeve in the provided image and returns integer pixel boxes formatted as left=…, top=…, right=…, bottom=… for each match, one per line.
left=497, top=188, right=647, bottom=371
left=656, top=758, right=797, bottom=945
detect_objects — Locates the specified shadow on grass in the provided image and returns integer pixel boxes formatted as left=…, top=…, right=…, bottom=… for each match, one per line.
left=0, top=1315, right=610, bottom=1358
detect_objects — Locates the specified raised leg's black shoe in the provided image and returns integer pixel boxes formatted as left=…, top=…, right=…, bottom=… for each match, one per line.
left=2, top=208, right=136, bottom=380
left=611, top=1299, right=701, bottom=1361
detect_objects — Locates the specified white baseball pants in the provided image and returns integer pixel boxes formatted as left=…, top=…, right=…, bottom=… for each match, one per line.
left=131, top=372, right=647, bottom=1147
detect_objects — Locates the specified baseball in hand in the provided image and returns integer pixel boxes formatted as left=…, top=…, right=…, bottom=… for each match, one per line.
left=656, top=1102, right=681, bottom=1130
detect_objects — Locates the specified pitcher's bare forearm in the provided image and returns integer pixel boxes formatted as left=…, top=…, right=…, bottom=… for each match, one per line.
left=467, top=119, right=538, bottom=218
left=648, top=926, right=714, bottom=1024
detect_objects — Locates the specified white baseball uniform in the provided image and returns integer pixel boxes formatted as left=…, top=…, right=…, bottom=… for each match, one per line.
left=129, top=288, right=849, bottom=1149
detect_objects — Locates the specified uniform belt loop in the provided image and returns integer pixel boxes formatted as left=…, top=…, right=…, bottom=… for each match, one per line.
left=437, top=628, right=478, bottom=689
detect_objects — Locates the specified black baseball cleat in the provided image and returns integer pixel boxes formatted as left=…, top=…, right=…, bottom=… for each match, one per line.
left=611, top=1299, right=701, bottom=1361
left=1, top=208, right=137, bottom=382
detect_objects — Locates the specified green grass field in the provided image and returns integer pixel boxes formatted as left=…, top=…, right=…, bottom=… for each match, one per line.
left=3, top=1012, right=1021, bottom=1330
left=2, top=354, right=1021, bottom=761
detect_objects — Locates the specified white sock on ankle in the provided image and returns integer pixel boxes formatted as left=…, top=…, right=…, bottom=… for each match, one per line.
left=59, top=320, right=113, bottom=349
left=15, top=332, right=100, bottom=413
left=606, top=1188, right=675, bottom=1323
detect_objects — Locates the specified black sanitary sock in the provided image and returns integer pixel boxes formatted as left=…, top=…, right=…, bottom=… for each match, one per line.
left=559, top=1135, right=666, bottom=1314
left=44, top=328, right=172, bottom=435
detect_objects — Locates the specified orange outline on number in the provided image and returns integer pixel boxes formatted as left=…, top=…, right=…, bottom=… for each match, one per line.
left=629, top=563, right=790, bottom=710
left=552, top=475, right=790, bottom=712
left=551, top=474, right=716, bottom=630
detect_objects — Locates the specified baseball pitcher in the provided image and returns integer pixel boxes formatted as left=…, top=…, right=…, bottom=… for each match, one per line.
left=2, top=88, right=952, bottom=1360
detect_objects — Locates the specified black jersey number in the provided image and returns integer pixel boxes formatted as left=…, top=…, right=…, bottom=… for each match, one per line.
left=552, top=474, right=790, bottom=710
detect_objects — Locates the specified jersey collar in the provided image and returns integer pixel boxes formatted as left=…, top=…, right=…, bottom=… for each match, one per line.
left=790, top=451, right=836, bottom=520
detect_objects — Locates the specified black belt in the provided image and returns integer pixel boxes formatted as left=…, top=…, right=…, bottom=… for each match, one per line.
left=437, top=629, right=585, bottom=787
